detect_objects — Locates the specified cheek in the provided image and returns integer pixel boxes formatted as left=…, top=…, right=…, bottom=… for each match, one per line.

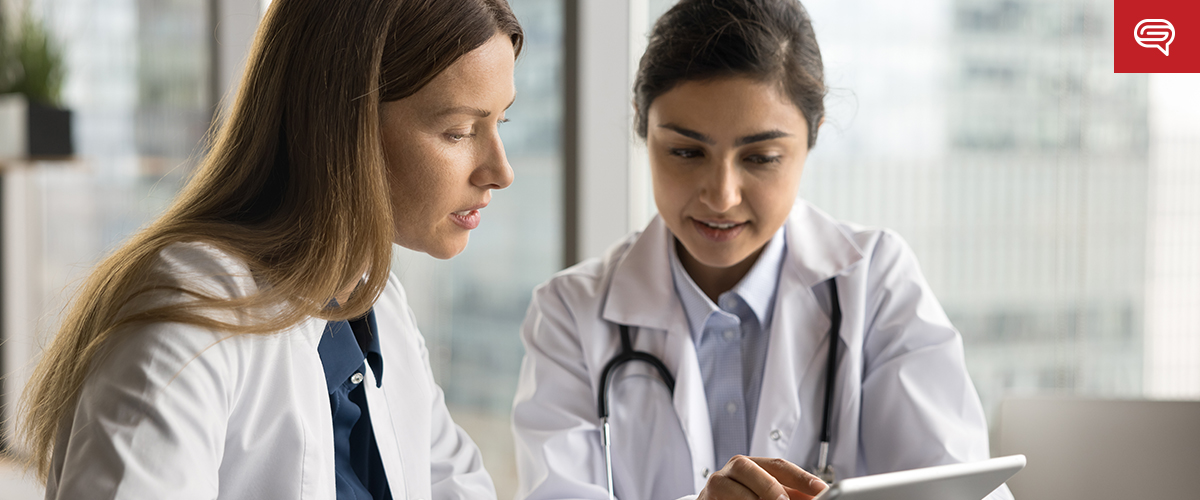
left=649, top=157, right=698, bottom=209
left=750, top=164, right=805, bottom=223
left=387, top=140, right=447, bottom=220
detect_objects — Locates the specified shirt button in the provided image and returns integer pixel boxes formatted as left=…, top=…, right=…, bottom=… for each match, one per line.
left=351, top=372, right=364, bottom=385
left=770, top=430, right=782, bottom=441
left=701, top=468, right=710, bottom=478
left=720, top=297, right=735, bottom=310
left=723, top=329, right=737, bottom=341
left=726, top=402, right=738, bottom=414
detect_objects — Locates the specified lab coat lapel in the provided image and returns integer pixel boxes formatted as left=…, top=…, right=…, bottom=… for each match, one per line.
left=602, top=216, right=678, bottom=332
left=751, top=201, right=864, bottom=458
left=663, top=320, right=715, bottom=491
left=783, top=201, right=865, bottom=289
left=601, top=216, right=715, bottom=491
left=364, top=366, right=408, bottom=498
left=751, top=270, right=827, bottom=457
left=363, top=296, right=426, bottom=500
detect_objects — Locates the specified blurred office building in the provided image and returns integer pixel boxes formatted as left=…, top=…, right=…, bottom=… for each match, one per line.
left=800, top=0, right=1191, bottom=419
left=944, top=0, right=1149, bottom=414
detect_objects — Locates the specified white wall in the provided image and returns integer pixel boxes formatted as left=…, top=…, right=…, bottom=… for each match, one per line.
left=576, top=0, right=639, bottom=260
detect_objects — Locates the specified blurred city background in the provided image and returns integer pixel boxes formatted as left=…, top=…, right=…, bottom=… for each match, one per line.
left=0, top=0, right=1197, bottom=498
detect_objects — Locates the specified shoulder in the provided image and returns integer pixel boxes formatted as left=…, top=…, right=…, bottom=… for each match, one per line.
left=835, top=222, right=925, bottom=289
left=531, top=230, right=641, bottom=311
left=145, top=241, right=260, bottom=300
left=375, top=271, right=412, bottom=318
left=783, top=200, right=925, bottom=289
left=376, top=270, right=424, bottom=347
left=837, top=222, right=917, bottom=272
left=790, top=200, right=919, bottom=277
left=90, top=241, right=316, bottom=407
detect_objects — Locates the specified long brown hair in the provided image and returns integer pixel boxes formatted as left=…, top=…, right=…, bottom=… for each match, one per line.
left=19, top=0, right=522, bottom=480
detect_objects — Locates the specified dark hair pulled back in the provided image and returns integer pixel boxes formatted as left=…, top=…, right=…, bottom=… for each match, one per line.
left=634, top=0, right=825, bottom=148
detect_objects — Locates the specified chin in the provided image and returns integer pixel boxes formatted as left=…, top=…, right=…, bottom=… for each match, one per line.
left=426, top=236, right=470, bottom=260
left=393, top=231, right=469, bottom=260
left=683, top=241, right=754, bottom=269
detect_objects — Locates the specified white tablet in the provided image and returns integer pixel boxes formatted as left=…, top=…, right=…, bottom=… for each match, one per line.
left=811, top=455, right=1026, bottom=500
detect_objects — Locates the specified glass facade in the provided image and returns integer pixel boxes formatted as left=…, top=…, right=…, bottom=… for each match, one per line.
left=799, top=0, right=1187, bottom=424
left=26, top=0, right=205, bottom=349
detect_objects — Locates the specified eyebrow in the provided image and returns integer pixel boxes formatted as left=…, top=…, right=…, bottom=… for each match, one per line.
left=658, top=123, right=793, bottom=146
left=435, top=95, right=518, bottom=118
left=734, top=130, right=792, bottom=146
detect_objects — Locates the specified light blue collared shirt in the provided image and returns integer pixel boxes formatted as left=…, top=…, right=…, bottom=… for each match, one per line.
left=668, top=226, right=787, bottom=468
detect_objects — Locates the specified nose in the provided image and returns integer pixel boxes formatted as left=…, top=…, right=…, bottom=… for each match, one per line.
left=471, top=130, right=514, bottom=190
left=698, top=158, right=741, bottom=213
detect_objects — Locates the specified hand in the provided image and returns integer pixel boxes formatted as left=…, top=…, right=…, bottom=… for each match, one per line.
left=696, top=455, right=828, bottom=500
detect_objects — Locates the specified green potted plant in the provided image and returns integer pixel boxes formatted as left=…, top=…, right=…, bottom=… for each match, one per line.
left=0, top=7, right=71, bottom=158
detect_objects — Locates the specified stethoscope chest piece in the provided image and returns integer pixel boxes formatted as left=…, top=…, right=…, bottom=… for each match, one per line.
left=817, top=464, right=836, bottom=484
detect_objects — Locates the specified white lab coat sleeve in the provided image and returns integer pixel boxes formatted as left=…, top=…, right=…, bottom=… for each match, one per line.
left=856, top=231, right=1014, bottom=500
left=415, top=305, right=498, bottom=500
left=48, top=322, right=235, bottom=500
left=511, top=277, right=698, bottom=500
left=511, top=276, right=613, bottom=500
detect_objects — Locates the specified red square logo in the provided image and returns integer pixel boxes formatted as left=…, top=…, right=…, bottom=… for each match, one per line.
left=1115, top=0, right=1200, bottom=73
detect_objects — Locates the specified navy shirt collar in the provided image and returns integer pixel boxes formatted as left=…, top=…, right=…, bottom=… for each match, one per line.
left=317, top=309, right=384, bottom=391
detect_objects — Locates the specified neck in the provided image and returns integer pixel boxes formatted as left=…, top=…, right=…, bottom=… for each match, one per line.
left=677, top=239, right=765, bottom=303
left=334, top=278, right=361, bottom=306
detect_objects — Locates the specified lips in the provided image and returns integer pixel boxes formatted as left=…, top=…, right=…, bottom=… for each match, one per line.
left=450, top=202, right=488, bottom=230
left=691, top=217, right=747, bottom=242
left=450, top=210, right=480, bottom=229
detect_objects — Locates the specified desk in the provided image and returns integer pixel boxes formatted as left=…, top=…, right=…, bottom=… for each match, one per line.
left=996, top=397, right=1200, bottom=500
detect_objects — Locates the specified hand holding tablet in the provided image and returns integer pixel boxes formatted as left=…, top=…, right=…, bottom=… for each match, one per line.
left=697, top=456, right=830, bottom=500
left=696, top=454, right=1024, bottom=500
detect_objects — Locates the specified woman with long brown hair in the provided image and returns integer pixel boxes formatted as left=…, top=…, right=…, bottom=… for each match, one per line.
left=19, top=1, right=521, bottom=498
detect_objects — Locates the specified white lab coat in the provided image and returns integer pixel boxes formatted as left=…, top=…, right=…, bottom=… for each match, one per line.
left=512, top=200, right=1012, bottom=500
left=45, top=242, right=494, bottom=500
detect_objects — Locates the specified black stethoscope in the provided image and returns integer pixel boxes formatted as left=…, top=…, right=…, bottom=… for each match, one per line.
left=597, top=280, right=842, bottom=499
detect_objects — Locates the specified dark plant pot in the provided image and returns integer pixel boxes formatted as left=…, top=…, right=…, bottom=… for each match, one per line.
left=26, top=100, right=73, bottom=157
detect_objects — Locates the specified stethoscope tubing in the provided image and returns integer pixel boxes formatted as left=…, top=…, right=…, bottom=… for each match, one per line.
left=598, top=324, right=674, bottom=500
left=597, top=278, right=841, bottom=498
left=816, top=279, right=841, bottom=483
left=597, top=325, right=676, bottom=419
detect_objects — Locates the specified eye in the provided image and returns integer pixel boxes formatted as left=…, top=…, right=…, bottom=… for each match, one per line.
left=446, top=131, right=476, bottom=142
left=669, top=148, right=704, bottom=159
left=744, top=154, right=782, bottom=165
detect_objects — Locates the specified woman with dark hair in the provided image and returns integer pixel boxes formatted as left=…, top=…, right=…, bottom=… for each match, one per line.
left=19, top=0, right=521, bottom=498
left=512, top=1, right=1010, bottom=499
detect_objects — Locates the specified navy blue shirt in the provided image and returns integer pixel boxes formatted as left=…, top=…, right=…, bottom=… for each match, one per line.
left=317, top=310, right=392, bottom=500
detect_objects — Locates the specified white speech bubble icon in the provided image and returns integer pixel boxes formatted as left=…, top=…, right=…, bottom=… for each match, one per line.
left=1135, top=19, right=1175, bottom=56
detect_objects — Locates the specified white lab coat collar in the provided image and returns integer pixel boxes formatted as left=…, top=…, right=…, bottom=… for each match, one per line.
left=781, top=199, right=865, bottom=288
left=600, top=214, right=677, bottom=330
left=602, top=199, right=865, bottom=330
